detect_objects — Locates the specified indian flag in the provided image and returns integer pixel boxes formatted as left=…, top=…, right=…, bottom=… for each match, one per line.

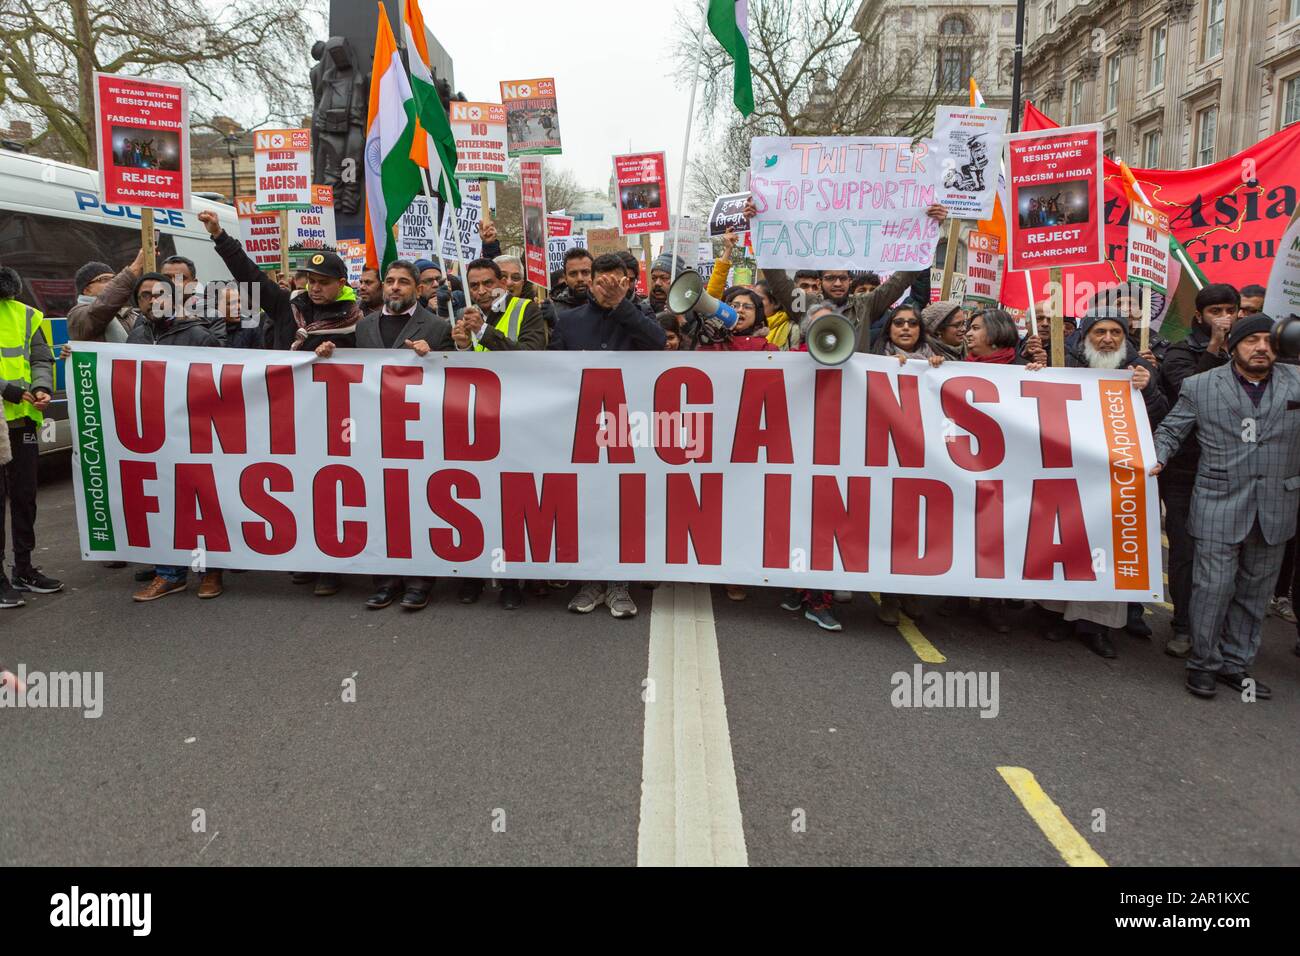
left=364, top=4, right=423, bottom=271
left=971, top=78, right=1009, bottom=253
left=708, top=0, right=753, bottom=117
left=403, top=0, right=460, bottom=208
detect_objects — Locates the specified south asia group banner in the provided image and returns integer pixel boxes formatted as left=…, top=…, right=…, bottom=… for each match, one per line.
left=67, top=345, right=1163, bottom=603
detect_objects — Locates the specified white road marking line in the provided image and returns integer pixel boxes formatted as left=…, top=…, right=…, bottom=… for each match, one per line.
left=638, top=583, right=747, bottom=867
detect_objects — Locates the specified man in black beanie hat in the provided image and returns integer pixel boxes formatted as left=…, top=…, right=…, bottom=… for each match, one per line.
left=1151, top=313, right=1300, bottom=699
left=68, top=249, right=145, bottom=343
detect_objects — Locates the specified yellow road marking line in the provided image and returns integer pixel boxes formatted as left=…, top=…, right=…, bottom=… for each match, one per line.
left=997, top=766, right=1107, bottom=867
left=870, top=593, right=946, bottom=664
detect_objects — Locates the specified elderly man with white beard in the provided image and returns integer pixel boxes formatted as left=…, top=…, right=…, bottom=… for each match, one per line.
left=1036, top=308, right=1171, bottom=658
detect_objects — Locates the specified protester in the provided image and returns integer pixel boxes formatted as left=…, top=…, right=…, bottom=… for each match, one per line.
left=355, top=260, right=453, bottom=612
left=117, top=272, right=222, bottom=600
left=0, top=265, right=60, bottom=606
left=551, top=253, right=666, bottom=618
left=850, top=272, right=881, bottom=295
left=1156, top=283, right=1242, bottom=657
left=1035, top=308, right=1169, bottom=658
left=161, top=253, right=226, bottom=343
left=648, top=254, right=683, bottom=315
left=616, top=251, right=658, bottom=320
left=215, top=283, right=264, bottom=349
left=866, top=303, right=946, bottom=365
left=551, top=247, right=594, bottom=312
left=794, top=271, right=821, bottom=295
left=921, top=300, right=966, bottom=360
left=358, top=266, right=384, bottom=311
left=1239, top=284, right=1266, bottom=316
left=1151, top=315, right=1300, bottom=700
left=659, top=313, right=682, bottom=350
left=962, top=308, right=1022, bottom=366
left=415, top=259, right=443, bottom=304
left=450, top=257, right=548, bottom=609
left=68, top=250, right=144, bottom=343
left=752, top=280, right=797, bottom=350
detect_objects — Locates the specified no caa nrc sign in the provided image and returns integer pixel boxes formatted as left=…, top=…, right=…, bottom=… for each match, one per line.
left=68, top=346, right=1163, bottom=601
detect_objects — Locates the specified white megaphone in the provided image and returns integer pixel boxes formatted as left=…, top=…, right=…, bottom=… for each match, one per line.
left=667, top=270, right=737, bottom=327
left=805, top=307, right=857, bottom=366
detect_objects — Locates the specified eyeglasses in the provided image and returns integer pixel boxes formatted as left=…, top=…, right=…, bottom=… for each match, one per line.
left=891, top=318, right=920, bottom=328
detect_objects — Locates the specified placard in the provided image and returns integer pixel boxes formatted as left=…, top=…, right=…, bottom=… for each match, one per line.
left=586, top=227, right=627, bottom=258
left=748, top=136, right=943, bottom=272
left=236, top=196, right=282, bottom=270
left=93, top=72, right=191, bottom=210
left=614, top=152, right=670, bottom=235
left=708, top=192, right=751, bottom=236
left=1126, top=200, right=1171, bottom=294
left=547, top=214, right=574, bottom=238
left=547, top=234, right=588, bottom=277
left=253, top=128, right=312, bottom=210
left=288, top=185, right=337, bottom=261
left=1264, top=214, right=1300, bottom=320
left=520, top=160, right=549, bottom=287
left=439, top=180, right=483, bottom=263
left=449, top=101, right=508, bottom=181
left=932, top=106, right=1007, bottom=220
left=336, top=239, right=368, bottom=283
left=397, top=195, right=437, bottom=261
left=966, top=231, right=1004, bottom=304
left=501, top=77, right=561, bottom=156
left=1004, top=123, right=1104, bottom=272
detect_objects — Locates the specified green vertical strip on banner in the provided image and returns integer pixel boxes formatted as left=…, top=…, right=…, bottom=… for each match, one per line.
left=71, top=351, right=117, bottom=551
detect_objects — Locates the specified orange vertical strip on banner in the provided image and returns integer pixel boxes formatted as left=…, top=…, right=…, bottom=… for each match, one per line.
left=1097, top=379, right=1149, bottom=591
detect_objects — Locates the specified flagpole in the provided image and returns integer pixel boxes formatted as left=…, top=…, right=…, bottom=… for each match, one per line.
left=439, top=163, right=471, bottom=305
left=669, top=7, right=710, bottom=283
left=419, top=164, right=457, bottom=323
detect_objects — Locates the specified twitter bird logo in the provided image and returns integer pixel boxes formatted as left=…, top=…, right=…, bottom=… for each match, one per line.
left=763, top=155, right=778, bottom=168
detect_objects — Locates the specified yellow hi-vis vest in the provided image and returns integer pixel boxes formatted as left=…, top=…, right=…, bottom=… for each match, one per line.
left=472, top=296, right=528, bottom=352
left=0, top=300, right=50, bottom=425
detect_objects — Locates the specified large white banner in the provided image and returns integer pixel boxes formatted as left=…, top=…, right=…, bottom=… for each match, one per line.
left=748, top=136, right=943, bottom=272
left=67, top=345, right=1163, bottom=601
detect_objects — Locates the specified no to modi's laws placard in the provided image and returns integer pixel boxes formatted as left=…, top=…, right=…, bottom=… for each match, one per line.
left=1004, top=123, right=1105, bottom=273
left=67, top=345, right=1163, bottom=602
left=93, top=72, right=191, bottom=210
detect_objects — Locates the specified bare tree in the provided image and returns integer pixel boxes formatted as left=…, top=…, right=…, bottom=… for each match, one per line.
left=488, top=162, right=585, bottom=255
left=0, top=0, right=313, bottom=166
left=675, top=0, right=990, bottom=208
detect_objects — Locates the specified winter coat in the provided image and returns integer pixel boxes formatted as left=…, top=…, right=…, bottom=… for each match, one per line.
left=549, top=296, right=667, bottom=351
left=125, top=317, right=221, bottom=348
left=1064, top=339, right=1170, bottom=427
left=67, top=266, right=139, bottom=342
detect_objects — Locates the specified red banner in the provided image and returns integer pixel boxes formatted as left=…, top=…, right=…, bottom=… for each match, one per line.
left=1000, top=103, right=1300, bottom=313
left=93, top=73, right=190, bottom=210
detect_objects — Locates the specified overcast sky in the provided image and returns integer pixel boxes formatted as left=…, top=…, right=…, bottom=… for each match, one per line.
left=422, top=0, right=704, bottom=209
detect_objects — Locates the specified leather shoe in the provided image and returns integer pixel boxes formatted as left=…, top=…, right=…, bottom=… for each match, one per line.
left=458, top=578, right=483, bottom=604
left=499, top=583, right=522, bottom=610
left=1185, top=670, right=1217, bottom=698
left=1125, top=616, right=1152, bottom=638
left=314, top=574, right=340, bottom=597
left=1216, top=671, right=1272, bottom=699
left=291, top=571, right=315, bottom=585
left=1081, top=629, right=1117, bottom=659
left=400, top=588, right=431, bottom=611
left=196, top=570, right=224, bottom=599
left=366, top=585, right=399, bottom=609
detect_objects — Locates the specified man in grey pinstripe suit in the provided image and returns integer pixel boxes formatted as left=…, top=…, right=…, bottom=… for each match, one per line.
left=1151, top=316, right=1300, bottom=699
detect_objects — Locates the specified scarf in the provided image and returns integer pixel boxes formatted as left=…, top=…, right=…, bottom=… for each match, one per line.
left=289, top=286, right=363, bottom=350
left=766, top=310, right=795, bottom=349
left=965, top=347, right=1017, bottom=364
left=883, top=339, right=934, bottom=360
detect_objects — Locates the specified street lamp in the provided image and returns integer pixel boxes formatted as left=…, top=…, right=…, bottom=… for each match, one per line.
left=223, top=131, right=241, bottom=203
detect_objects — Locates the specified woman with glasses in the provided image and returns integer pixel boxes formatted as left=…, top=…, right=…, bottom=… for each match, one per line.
left=867, top=304, right=946, bottom=367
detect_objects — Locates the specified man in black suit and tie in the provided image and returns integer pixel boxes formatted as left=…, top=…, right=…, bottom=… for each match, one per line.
left=1151, top=315, right=1300, bottom=700
left=339, top=259, right=453, bottom=612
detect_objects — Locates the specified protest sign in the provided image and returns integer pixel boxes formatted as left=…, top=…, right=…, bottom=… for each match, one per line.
left=1264, top=213, right=1300, bottom=320
left=501, top=77, right=561, bottom=156
left=586, top=227, right=626, bottom=258
left=93, top=73, right=191, bottom=210
left=449, top=101, right=508, bottom=181
left=236, top=197, right=281, bottom=270
left=287, top=185, right=337, bottom=262
left=397, top=195, right=437, bottom=261
left=709, top=192, right=751, bottom=236
left=68, top=345, right=1163, bottom=602
left=932, top=106, right=1007, bottom=220
left=614, top=152, right=670, bottom=235
left=547, top=234, right=588, bottom=277
left=253, top=129, right=312, bottom=210
left=336, top=239, right=368, bottom=283
left=1004, top=123, right=1104, bottom=273
left=439, top=180, right=483, bottom=263
left=547, top=214, right=574, bottom=238
left=748, top=136, right=942, bottom=272
left=520, top=160, right=549, bottom=288
left=1126, top=200, right=1171, bottom=294
left=966, top=231, right=1004, bottom=304
left=930, top=268, right=967, bottom=303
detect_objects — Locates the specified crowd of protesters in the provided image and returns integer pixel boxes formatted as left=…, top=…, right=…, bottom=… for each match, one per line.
left=1, top=196, right=1296, bottom=702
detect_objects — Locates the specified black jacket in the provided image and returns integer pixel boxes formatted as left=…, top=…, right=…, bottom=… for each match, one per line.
left=354, top=304, right=453, bottom=350
left=549, top=296, right=667, bottom=351
left=1065, top=340, right=1170, bottom=426
left=125, top=317, right=220, bottom=348
left=1158, top=325, right=1227, bottom=483
left=212, top=230, right=361, bottom=352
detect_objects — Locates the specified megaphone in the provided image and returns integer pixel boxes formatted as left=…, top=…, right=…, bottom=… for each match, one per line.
left=805, top=309, right=857, bottom=366
left=667, top=270, right=737, bottom=327
left=1272, top=314, right=1300, bottom=359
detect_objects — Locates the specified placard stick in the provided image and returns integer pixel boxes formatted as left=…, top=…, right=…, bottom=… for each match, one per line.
left=141, top=208, right=156, bottom=273
left=939, top=218, right=962, bottom=300
left=1049, top=266, right=1064, bottom=367
left=279, top=209, right=290, bottom=279
left=1139, top=283, right=1152, bottom=354
left=641, top=233, right=653, bottom=301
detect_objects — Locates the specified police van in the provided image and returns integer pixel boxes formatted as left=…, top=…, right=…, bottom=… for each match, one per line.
left=0, top=149, right=242, bottom=454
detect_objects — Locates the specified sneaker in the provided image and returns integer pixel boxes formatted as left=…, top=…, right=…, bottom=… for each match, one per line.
left=832, top=590, right=853, bottom=604
left=1270, top=596, right=1297, bottom=623
left=876, top=595, right=901, bottom=626
left=313, top=573, right=340, bottom=597
left=133, top=576, right=187, bottom=602
left=1165, top=634, right=1192, bottom=658
left=899, top=594, right=925, bottom=621
left=0, top=576, right=26, bottom=609
left=804, top=606, right=842, bottom=631
left=606, top=584, right=637, bottom=618
left=779, top=590, right=803, bottom=612
left=11, top=567, right=64, bottom=593
left=568, top=582, right=606, bottom=614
